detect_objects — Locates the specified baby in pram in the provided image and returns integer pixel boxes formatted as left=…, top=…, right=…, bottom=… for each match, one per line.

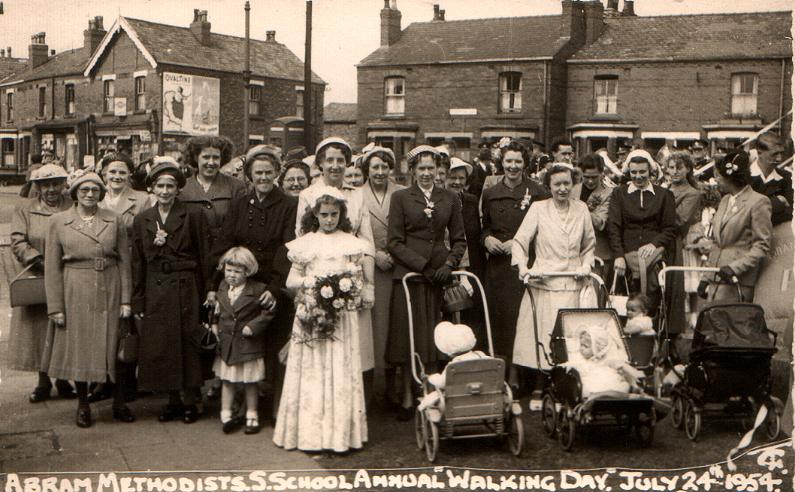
left=418, top=322, right=490, bottom=411
left=623, top=293, right=655, bottom=336
left=565, top=324, right=644, bottom=398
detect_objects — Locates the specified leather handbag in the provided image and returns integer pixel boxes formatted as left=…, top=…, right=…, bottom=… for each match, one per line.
left=117, top=318, right=139, bottom=363
left=199, top=329, right=218, bottom=355
left=625, top=246, right=665, bottom=294
left=442, top=280, right=474, bottom=313
left=9, top=262, right=46, bottom=307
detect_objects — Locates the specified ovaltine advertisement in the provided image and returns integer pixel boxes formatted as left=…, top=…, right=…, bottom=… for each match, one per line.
left=162, top=72, right=220, bottom=136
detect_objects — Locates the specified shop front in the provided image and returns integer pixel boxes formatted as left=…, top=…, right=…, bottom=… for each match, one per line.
left=567, top=122, right=638, bottom=159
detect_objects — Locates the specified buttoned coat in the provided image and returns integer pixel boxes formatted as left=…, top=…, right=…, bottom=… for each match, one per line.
left=8, top=196, right=72, bottom=372
left=44, top=207, right=131, bottom=383
left=179, top=173, right=248, bottom=246
left=708, top=185, right=772, bottom=289
left=388, top=184, right=467, bottom=279
left=131, top=200, right=212, bottom=391
left=215, top=279, right=274, bottom=366
left=607, top=183, right=678, bottom=259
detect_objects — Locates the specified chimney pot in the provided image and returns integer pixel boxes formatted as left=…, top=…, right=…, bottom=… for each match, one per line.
left=28, top=32, right=49, bottom=69
left=433, top=4, right=439, bottom=19
left=7, top=47, right=10, bottom=57
left=439, top=9, right=445, bottom=21
left=50, top=49, right=55, bottom=55
left=190, top=9, right=212, bottom=46
left=383, top=0, right=389, bottom=8
left=622, top=0, right=635, bottom=16
left=266, top=30, right=276, bottom=42
left=1, top=50, right=5, bottom=57
left=380, top=0, right=402, bottom=46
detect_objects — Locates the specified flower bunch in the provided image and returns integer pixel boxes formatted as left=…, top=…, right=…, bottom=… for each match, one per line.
left=153, top=222, right=168, bottom=246
left=423, top=200, right=435, bottom=219
left=294, top=265, right=364, bottom=342
left=724, top=162, right=739, bottom=175
left=518, top=187, right=532, bottom=211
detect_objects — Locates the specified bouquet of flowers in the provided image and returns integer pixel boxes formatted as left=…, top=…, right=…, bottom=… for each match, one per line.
left=294, top=264, right=364, bottom=342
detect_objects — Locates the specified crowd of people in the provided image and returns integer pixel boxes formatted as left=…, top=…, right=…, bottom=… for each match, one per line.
left=7, top=129, right=791, bottom=453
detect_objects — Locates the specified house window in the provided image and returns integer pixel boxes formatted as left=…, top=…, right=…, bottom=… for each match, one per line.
left=296, top=88, right=304, bottom=119
left=134, top=76, right=146, bottom=111
left=38, top=87, right=46, bottom=117
left=6, top=92, right=13, bottom=121
left=731, top=73, right=758, bottom=116
left=103, top=80, right=114, bottom=113
left=249, top=84, right=261, bottom=116
left=65, top=84, right=75, bottom=115
left=499, top=72, right=522, bottom=113
left=384, top=77, right=405, bottom=115
left=594, top=76, right=618, bottom=114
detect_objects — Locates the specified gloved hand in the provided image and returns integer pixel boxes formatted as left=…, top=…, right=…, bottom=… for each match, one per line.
left=717, top=265, right=736, bottom=283
left=432, top=265, right=452, bottom=284
left=697, top=280, right=709, bottom=299
left=422, top=266, right=436, bottom=282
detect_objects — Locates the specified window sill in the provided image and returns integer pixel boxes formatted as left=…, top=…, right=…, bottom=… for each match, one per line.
left=248, top=114, right=265, bottom=121
left=590, top=114, right=622, bottom=121
left=382, top=114, right=406, bottom=119
left=496, top=113, right=524, bottom=119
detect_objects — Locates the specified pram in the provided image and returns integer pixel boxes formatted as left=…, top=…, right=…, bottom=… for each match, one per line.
left=404, top=271, right=524, bottom=462
left=524, top=272, right=659, bottom=451
left=659, top=267, right=782, bottom=441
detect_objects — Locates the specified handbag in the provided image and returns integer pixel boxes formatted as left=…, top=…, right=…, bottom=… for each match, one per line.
left=442, top=280, right=474, bottom=313
left=9, top=261, right=46, bottom=307
left=609, top=271, right=630, bottom=317
left=117, top=318, right=139, bottom=363
left=625, top=247, right=665, bottom=294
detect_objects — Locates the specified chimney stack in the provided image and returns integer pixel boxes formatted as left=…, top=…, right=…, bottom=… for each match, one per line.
left=84, top=16, right=106, bottom=53
left=190, top=9, right=212, bottom=46
left=7, top=47, right=11, bottom=58
left=380, top=0, right=402, bottom=47
left=560, top=0, right=585, bottom=44
left=622, top=0, right=636, bottom=16
left=0, top=49, right=5, bottom=58
left=582, top=1, right=604, bottom=45
left=28, top=32, right=48, bottom=70
left=265, top=30, right=276, bottom=42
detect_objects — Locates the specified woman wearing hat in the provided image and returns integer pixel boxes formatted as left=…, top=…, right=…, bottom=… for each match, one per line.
left=480, top=140, right=549, bottom=388
left=697, top=150, right=772, bottom=302
left=131, top=159, right=212, bottom=424
left=44, top=172, right=133, bottom=427
left=8, top=164, right=76, bottom=403
left=386, top=145, right=467, bottom=420
left=361, top=146, right=405, bottom=406
left=179, top=136, right=247, bottom=249
left=209, top=144, right=298, bottom=414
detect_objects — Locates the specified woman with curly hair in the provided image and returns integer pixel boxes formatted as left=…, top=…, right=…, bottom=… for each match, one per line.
left=274, top=187, right=374, bottom=453
left=279, top=160, right=311, bottom=198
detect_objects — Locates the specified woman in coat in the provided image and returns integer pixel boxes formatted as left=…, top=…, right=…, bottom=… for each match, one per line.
left=698, top=150, right=772, bottom=302
left=480, top=140, right=549, bottom=386
left=45, top=172, right=133, bottom=427
left=512, top=164, right=596, bottom=408
left=8, top=164, right=75, bottom=403
left=361, top=146, right=405, bottom=407
left=131, top=158, right=212, bottom=424
left=387, top=145, right=467, bottom=420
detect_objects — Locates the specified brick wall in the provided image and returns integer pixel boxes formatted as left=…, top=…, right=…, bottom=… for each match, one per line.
left=566, top=59, right=793, bottom=134
left=323, top=122, right=358, bottom=148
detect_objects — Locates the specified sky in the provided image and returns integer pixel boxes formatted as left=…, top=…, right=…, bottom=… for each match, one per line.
left=0, top=0, right=791, bottom=104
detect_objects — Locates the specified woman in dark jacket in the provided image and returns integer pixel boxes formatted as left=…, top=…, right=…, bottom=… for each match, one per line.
left=132, top=158, right=212, bottom=424
left=387, top=145, right=467, bottom=420
left=480, top=140, right=549, bottom=386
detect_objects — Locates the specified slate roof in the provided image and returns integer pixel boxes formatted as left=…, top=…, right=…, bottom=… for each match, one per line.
left=571, top=11, right=792, bottom=62
left=124, top=18, right=324, bottom=84
left=324, top=102, right=357, bottom=123
left=359, top=16, right=568, bottom=67
left=0, top=57, right=27, bottom=81
left=0, top=48, right=89, bottom=84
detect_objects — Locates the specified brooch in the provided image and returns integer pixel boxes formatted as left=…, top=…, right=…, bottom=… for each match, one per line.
left=518, top=188, right=532, bottom=211
left=154, top=222, right=168, bottom=246
left=424, top=201, right=435, bottom=219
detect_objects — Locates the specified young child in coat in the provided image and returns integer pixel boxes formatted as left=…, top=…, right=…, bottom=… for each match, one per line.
left=623, top=293, right=655, bottom=336
left=212, top=246, right=274, bottom=435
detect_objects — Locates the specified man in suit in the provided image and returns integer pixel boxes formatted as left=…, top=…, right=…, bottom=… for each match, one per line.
left=468, top=144, right=494, bottom=199
left=751, top=132, right=792, bottom=226
left=576, top=154, right=615, bottom=284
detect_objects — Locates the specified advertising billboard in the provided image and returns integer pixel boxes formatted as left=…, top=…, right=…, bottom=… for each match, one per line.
left=162, top=72, right=220, bottom=135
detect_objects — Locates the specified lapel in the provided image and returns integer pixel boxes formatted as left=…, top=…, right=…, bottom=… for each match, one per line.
left=409, top=184, right=429, bottom=209
left=713, top=196, right=730, bottom=243
left=233, top=283, right=257, bottom=314
left=366, top=182, right=390, bottom=229
left=145, top=200, right=187, bottom=237
left=65, top=207, right=110, bottom=243
left=216, top=280, right=234, bottom=315
left=718, top=186, right=751, bottom=237
left=249, top=188, right=282, bottom=211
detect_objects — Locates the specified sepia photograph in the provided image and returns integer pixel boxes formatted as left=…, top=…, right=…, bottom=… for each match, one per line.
left=0, top=0, right=792, bottom=490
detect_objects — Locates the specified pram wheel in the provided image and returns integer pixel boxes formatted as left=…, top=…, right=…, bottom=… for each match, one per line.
left=414, top=408, right=426, bottom=450
left=634, top=411, right=655, bottom=448
left=557, top=405, right=576, bottom=451
left=684, top=399, right=701, bottom=441
left=424, top=420, right=439, bottom=462
left=671, top=394, right=685, bottom=429
left=541, top=393, right=557, bottom=438
left=507, top=414, right=525, bottom=456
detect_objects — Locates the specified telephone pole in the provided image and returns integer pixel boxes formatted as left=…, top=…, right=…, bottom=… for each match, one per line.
left=303, top=0, right=313, bottom=150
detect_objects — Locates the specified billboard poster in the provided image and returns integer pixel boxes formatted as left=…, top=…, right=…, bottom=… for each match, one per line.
left=162, top=72, right=220, bottom=135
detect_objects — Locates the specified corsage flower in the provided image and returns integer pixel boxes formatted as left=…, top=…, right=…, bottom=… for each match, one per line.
left=320, top=285, right=334, bottom=299
left=424, top=199, right=435, bottom=219
left=518, top=187, right=532, bottom=211
left=724, top=162, right=739, bottom=175
left=153, top=222, right=168, bottom=246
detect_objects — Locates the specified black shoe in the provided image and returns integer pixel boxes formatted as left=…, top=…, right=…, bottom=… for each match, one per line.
left=55, top=380, right=77, bottom=399
left=87, top=383, right=113, bottom=403
left=183, top=405, right=199, bottom=424
left=76, top=406, right=92, bottom=428
left=244, top=417, right=261, bottom=435
left=112, top=406, right=136, bottom=423
left=158, top=404, right=185, bottom=422
left=29, top=385, right=52, bottom=403
left=206, top=385, right=220, bottom=401
left=396, top=405, right=413, bottom=422
left=222, top=416, right=244, bottom=434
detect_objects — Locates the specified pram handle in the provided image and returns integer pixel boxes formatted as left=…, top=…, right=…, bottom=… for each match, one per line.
left=522, top=271, right=606, bottom=289
left=657, top=266, right=739, bottom=292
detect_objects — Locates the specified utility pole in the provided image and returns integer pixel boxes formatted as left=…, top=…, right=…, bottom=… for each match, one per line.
left=243, top=1, right=251, bottom=150
left=303, top=0, right=313, bottom=151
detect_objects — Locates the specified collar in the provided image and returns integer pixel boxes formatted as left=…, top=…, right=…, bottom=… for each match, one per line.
left=750, top=160, right=783, bottom=183
left=627, top=182, right=655, bottom=195
left=417, top=184, right=434, bottom=196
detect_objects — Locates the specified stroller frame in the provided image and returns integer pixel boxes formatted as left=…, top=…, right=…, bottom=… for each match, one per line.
left=403, top=271, right=524, bottom=462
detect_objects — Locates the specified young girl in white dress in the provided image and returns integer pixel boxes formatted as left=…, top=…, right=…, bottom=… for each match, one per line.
left=273, top=186, right=375, bottom=453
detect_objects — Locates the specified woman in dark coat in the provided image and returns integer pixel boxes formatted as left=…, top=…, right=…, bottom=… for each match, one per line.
left=387, top=145, right=467, bottom=420
left=131, top=158, right=212, bottom=424
left=209, top=145, right=297, bottom=415
left=480, top=140, right=549, bottom=386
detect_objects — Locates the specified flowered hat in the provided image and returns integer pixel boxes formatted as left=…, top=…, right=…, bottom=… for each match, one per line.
left=717, top=150, right=750, bottom=180
left=434, top=321, right=476, bottom=357
left=31, top=163, right=68, bottom=182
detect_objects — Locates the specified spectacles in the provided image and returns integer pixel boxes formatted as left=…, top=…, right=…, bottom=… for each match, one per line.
left=77, top=187, right=102, bottom=195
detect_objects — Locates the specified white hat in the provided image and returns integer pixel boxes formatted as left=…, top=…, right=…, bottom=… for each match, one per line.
left=315, top=137, right=352, bottom=158
left=31, top=163, right=68, bottom=181
left=449, top=157, right=473, bottom=176
left=434, top=145, right=450, bottom=157
left=434, top=322, right=476, bottom=357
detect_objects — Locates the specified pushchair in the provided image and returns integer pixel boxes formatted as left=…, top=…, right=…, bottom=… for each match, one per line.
left=525, top=272, right=659, bottom=451
left=660, top=267, right=782, bottom=441
left=403, top=271, right=524, bottom=462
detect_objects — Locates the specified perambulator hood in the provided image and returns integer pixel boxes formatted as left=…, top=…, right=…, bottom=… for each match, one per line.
left=693, top=303, right=775, bottom=352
